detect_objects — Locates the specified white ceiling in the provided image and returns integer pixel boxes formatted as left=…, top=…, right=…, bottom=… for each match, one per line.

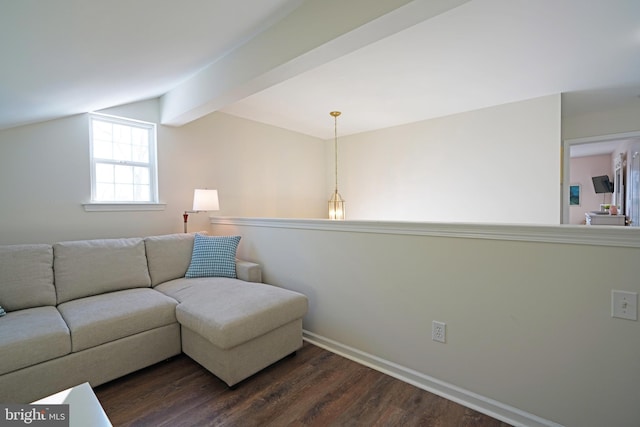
left=570, top=139, right=630, bottom=158
left=0, top=0, right=302, bottom=129
left=1, top=0, right=640, bottom=139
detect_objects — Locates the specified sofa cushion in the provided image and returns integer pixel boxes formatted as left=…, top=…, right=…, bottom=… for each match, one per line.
left=54, top=238, right=151, bottom=304
left=144, top=233, right=196, bottom=287
left=0, top=244, right=56, bottom=311
left=0, top=307, right=71, bottom=375
left=57, top=288, right=178, bottom=352
left=157, top=278, right=308, bottom=350
left=185, top=234, right=241, bottom=279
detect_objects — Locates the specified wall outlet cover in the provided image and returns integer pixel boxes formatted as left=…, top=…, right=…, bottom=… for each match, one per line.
left=432, top=321, right=446, bottom=343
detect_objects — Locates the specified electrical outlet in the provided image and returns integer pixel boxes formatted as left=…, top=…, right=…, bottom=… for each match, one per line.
left=612, top=290, right=638, bottom=320
left=432, top=321, right=446, bottom=343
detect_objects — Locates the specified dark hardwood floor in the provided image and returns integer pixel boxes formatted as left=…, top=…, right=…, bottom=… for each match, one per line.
left=94, top=342, right=512, bottom=427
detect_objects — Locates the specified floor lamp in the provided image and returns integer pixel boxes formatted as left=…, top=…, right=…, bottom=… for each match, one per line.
left=183, top=189, right=219, bottom=233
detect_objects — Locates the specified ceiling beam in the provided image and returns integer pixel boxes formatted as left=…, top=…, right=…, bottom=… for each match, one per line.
left=160, top=0, right=470, bottom=127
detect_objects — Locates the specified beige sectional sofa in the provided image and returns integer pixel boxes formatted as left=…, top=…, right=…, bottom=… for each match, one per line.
left=0, top=233, right=308, bottom=403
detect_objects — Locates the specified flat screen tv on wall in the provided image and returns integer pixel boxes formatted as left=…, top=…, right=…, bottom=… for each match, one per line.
left=592, top=175, right=613, bottom=193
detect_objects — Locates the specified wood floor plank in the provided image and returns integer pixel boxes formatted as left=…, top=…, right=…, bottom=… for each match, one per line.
left=94, top=343, right=512, bottom=427
left=289, top=362, right=381, bottom=426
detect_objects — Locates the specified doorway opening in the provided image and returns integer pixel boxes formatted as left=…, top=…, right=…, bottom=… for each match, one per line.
left=562, top=131, right=640, bottom=226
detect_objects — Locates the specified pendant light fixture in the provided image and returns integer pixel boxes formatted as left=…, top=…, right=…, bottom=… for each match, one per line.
left=328, top=111, right=345, bottom=220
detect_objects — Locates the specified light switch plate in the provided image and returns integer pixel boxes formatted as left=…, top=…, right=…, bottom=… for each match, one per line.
left=612, top=290, right=638, bottom=320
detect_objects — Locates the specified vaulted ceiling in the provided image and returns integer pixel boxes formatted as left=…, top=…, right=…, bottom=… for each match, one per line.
left=1, top=0, right=639, bottom=139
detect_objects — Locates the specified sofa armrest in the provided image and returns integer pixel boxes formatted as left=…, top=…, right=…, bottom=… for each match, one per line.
left=235, top=259, right=262, bottom=283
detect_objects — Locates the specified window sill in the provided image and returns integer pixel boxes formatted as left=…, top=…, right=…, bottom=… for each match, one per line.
left=83, top=203, right=166, bottom=212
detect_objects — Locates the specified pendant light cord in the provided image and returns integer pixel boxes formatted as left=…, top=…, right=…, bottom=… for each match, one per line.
left=334, top=113, right=338, bottom=192
left=330, top=111, right=341, bottom=194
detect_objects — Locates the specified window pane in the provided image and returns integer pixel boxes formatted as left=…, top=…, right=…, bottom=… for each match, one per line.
left=112, top=124, right=131, bottom=144
left=114, top=165, right=133, bottom=183
left=96, top=183, right=115, bottom=201
left=92, top=120, right=112, bottom=142
left=95, top=163, right=114, bottom=183
left=93, top=140, right=113, bottom=160
left=134, top=184, right=150, bottom=201
left=132, top=144, right=149, bottom=162
left=131, top=127, right=148, bottom=146
left=115, top=183, right=134, bottom=201
left=113, top=143, right=132, bottom=161
left=133, top=166, right=149, bottom=185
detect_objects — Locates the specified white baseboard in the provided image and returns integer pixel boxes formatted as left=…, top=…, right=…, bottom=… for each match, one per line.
left=303, top=330, right=563, bottom=427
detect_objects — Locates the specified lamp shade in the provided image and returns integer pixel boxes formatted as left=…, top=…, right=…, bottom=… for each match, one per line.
left=192, top=189, right=219, bottom=211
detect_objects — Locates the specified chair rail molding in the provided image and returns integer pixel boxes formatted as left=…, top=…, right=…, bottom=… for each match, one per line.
left=210, top=217, right=640, bottom=248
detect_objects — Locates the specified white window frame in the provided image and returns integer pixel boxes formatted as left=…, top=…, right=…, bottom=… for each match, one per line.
left=87, top=113, right=160, bottom=210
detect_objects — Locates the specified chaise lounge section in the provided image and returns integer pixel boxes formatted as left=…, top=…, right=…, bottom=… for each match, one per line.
left=146, top=232, right=308, bottom=387
left=0, top=232, right=308, bottom=403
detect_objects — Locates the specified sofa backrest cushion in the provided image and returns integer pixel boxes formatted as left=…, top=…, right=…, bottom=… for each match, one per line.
left=0, top=244, right=56, bottom=311
left=144, top=233, right=196, bottom=287
left=54, top=238, right=151, bottom=304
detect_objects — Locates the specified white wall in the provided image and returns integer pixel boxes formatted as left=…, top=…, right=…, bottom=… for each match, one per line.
left=213, top=218, right=640, bottom=427
left=331, top=95, right=561, bottom=224
left=0, top=100, right=326, bottom=244
left=170, top=111, right=326, bottom=219
left=0, top=93, right=564, bottom=246
left=562, top=102, right=640, bottom=140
